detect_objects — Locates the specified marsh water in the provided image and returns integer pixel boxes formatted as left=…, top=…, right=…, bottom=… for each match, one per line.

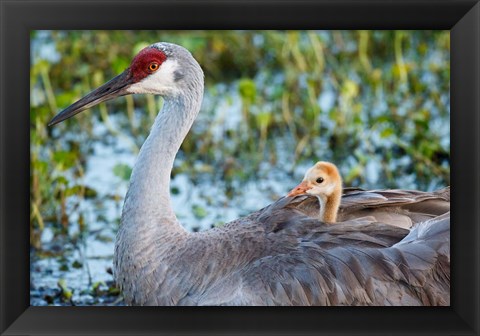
left=30, top=31, right=450, bottom=305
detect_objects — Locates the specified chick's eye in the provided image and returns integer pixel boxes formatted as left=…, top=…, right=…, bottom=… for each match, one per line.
left=148, top=62, right=159, bottom=72
left=316, top=177, right=324, bottom=184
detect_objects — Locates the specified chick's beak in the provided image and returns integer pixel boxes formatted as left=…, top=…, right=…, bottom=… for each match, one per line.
left=287, top=181, right=312, bottom=197
left=48, top=70, right=134, bottom=126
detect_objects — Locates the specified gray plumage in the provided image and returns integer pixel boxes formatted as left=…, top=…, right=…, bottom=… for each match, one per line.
left=292, top=187, right=450, bottom=229
left=115, top=191, right=450, bottom=306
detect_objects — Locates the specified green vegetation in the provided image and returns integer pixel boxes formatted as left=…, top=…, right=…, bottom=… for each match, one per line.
left=30, top=31, right=449, bottom=304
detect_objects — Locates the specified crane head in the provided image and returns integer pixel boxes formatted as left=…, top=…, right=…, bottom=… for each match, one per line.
left=48, top=42, right=195, bottom=126
left=287, top=161, right=342, bottom=198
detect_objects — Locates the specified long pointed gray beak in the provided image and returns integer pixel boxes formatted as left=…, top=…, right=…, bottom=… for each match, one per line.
left=48, top=70, right=134, bottom=126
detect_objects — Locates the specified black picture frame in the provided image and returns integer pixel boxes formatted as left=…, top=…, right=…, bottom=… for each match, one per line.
left=1, top=0, right=479, bottom=335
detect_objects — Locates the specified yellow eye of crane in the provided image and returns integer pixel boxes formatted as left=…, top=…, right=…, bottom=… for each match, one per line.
left=148, top=63, right=159, bottom=72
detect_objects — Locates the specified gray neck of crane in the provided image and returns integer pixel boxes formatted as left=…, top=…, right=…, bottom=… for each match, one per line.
left=120, top=88, right=203, bottom=234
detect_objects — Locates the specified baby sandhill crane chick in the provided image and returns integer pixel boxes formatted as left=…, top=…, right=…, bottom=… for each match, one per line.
left=288, top=161, right=342, bottom=223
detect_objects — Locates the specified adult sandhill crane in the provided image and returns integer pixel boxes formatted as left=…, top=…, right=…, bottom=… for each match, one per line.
left=49, top=42, right=450, bottom=306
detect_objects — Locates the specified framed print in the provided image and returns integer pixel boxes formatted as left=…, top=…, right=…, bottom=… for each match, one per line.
left=1, top=0, right=479, bottom=335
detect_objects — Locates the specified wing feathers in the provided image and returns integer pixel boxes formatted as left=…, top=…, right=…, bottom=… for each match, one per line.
left=135, top=189, right=449, bottom=306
